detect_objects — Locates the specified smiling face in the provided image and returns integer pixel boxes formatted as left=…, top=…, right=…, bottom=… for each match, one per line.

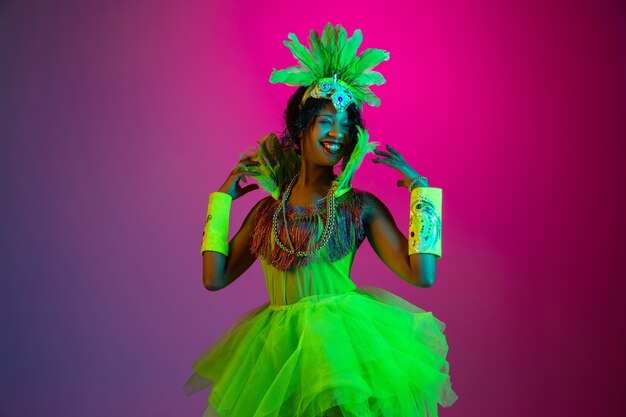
left=300, top=101, right=352, bottom=167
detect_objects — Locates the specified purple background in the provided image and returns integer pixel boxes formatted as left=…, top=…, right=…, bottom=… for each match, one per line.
left=2, top=0, right=626, bottom=416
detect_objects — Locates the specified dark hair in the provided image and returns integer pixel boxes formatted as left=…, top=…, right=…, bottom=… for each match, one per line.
left=280, top=86, right=364, bottom=167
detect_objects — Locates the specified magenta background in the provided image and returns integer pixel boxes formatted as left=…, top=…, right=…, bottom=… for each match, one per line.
left=2, top=0, right=626, bottom=416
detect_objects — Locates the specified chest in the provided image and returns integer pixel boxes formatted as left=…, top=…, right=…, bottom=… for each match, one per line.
left=250, top=190, right=366, bottom=271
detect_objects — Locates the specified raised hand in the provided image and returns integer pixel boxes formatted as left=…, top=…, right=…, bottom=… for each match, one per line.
left=218, top=156, right=260, bottom=200
left=372, top=144, right=429, bottom=188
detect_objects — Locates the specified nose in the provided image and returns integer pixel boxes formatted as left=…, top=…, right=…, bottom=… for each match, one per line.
left=329, top=123, right=343, bottom=140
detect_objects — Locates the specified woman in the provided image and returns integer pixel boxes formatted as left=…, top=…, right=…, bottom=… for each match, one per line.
left=186, top=23, right=457, bottom=417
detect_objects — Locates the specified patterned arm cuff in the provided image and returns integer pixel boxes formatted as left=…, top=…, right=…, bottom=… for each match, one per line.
left=200, top=192, right=232, bottom=256
left=408, top=187, right=442, bottom=258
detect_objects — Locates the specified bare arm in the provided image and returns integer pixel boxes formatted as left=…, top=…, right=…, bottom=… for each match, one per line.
left=202, top=155, right=261, bottom=291
left=368, top=144, right=439, bottom=287
left=362, top=192, right=437, bottom=288
left=202, top=200, right=262, bottom=291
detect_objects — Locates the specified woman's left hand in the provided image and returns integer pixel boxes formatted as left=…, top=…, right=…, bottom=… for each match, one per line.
left=372, top=144, right=429, bottom=188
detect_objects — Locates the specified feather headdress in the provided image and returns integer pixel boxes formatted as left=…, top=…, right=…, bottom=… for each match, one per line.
left=269, top=23, right=390, bottom=109
left=242, top=24, right=387, bottom=199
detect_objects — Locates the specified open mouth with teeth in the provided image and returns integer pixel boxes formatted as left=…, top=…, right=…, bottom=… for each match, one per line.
left=320, top=140, right=344, bottom=155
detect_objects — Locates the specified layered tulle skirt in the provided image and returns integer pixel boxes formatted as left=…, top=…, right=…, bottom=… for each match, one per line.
left=184, top=287, right=457, bottom=417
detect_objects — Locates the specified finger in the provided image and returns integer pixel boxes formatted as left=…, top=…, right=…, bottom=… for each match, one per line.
left=374, top=158, right=398, bottom=168
left=231, top=172, right=251, bottom=183
left=236, top=175, right=257, bottom=187
left=372, top=157, right=397, bottom=166
left=373, top=149, right=393, bottom=157
left=236, top=159, right=260, bottom=170
left=238, top=163, right=260, bottom=169
left=386, top=146, right=406, bottom=162
left=241, top=160, right=260, bottom=166
left=375, top=151, right=402, bottom=163
left=241, top=184, right=259, bottom=194
left=236, top=165, right=258, bottom=172
left=236, top=163, right=260, bottom=171
left=235, top=166, right=259, bottom=175
left=396, top=180, right=405, bottom=187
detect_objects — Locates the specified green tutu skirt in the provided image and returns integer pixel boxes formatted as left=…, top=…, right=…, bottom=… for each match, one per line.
left=184, top=287, right=457, bottom=416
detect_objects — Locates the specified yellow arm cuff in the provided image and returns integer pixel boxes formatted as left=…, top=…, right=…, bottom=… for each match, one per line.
left=200, top=192, right=232, bottom=256
left=408, top=187, right=442, bottom=258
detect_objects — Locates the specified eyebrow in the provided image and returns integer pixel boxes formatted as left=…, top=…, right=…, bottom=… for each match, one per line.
left=317, top=113, right=349, bottom=123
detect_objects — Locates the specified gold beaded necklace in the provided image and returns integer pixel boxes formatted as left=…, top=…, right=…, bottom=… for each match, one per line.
left=272, top=174, right=337, bottom=257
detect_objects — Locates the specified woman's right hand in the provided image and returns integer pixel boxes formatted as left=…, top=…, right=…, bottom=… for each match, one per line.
left=218, top=156, right=260, bottom=200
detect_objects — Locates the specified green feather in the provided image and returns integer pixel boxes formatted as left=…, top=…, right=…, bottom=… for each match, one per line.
left=308, top=30, right=327, bottom=77
left=333, top=126, right=377, bottom=196
left=335, top=25, right=348, bottom=70
left=321, top=23, right=335, bottom=48
left=321, top=24, right=338, bottom=74
left=350, top=88, right=366, bottom=103
left=353, top=71, right=386, bottom=86
left=284, top=33, right=318, bottom=73
left=336, top=25, right=347, bottom=49
left=359, top=87, right=382, bottom=107
left=238, top=133, right=301, bottom=200
left=349, top=87, right=380, bottom=107
left=352, top=48, right=390, bottom=74
left=338, top=29, right=362, bottom=73
left=269, top=66, right=316, bottom=86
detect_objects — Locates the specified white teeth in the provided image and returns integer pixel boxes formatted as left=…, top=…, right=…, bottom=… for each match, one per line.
left=321, top=142, right=343, bottom=154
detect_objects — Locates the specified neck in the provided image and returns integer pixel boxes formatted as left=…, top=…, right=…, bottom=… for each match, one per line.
left=297, top=160, right=335, bottom=188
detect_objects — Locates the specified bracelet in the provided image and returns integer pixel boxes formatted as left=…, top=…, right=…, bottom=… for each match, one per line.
left=408, top=187, right=442, bottom=258
left=200, top=192, right=232, bottom=256
left=407, top=175, right=428, bottom=191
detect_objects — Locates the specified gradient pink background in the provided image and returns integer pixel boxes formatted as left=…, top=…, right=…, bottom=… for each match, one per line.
left=2, top=0, right=626, bottom=416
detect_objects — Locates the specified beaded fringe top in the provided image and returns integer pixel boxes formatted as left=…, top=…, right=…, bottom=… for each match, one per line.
left=250, top=189, right=366, bottom=271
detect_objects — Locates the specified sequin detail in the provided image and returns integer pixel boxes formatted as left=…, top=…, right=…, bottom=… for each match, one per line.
left=308, top=76, right=356, bottom=112
left=409, top=196, right=441, bottom=253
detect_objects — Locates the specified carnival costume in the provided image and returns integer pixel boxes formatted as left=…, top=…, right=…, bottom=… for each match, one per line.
left=186, top=23, right=457, bottom=416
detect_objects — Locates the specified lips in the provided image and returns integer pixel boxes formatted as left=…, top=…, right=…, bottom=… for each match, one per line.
left=320, top=140, right=344, bottom=155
